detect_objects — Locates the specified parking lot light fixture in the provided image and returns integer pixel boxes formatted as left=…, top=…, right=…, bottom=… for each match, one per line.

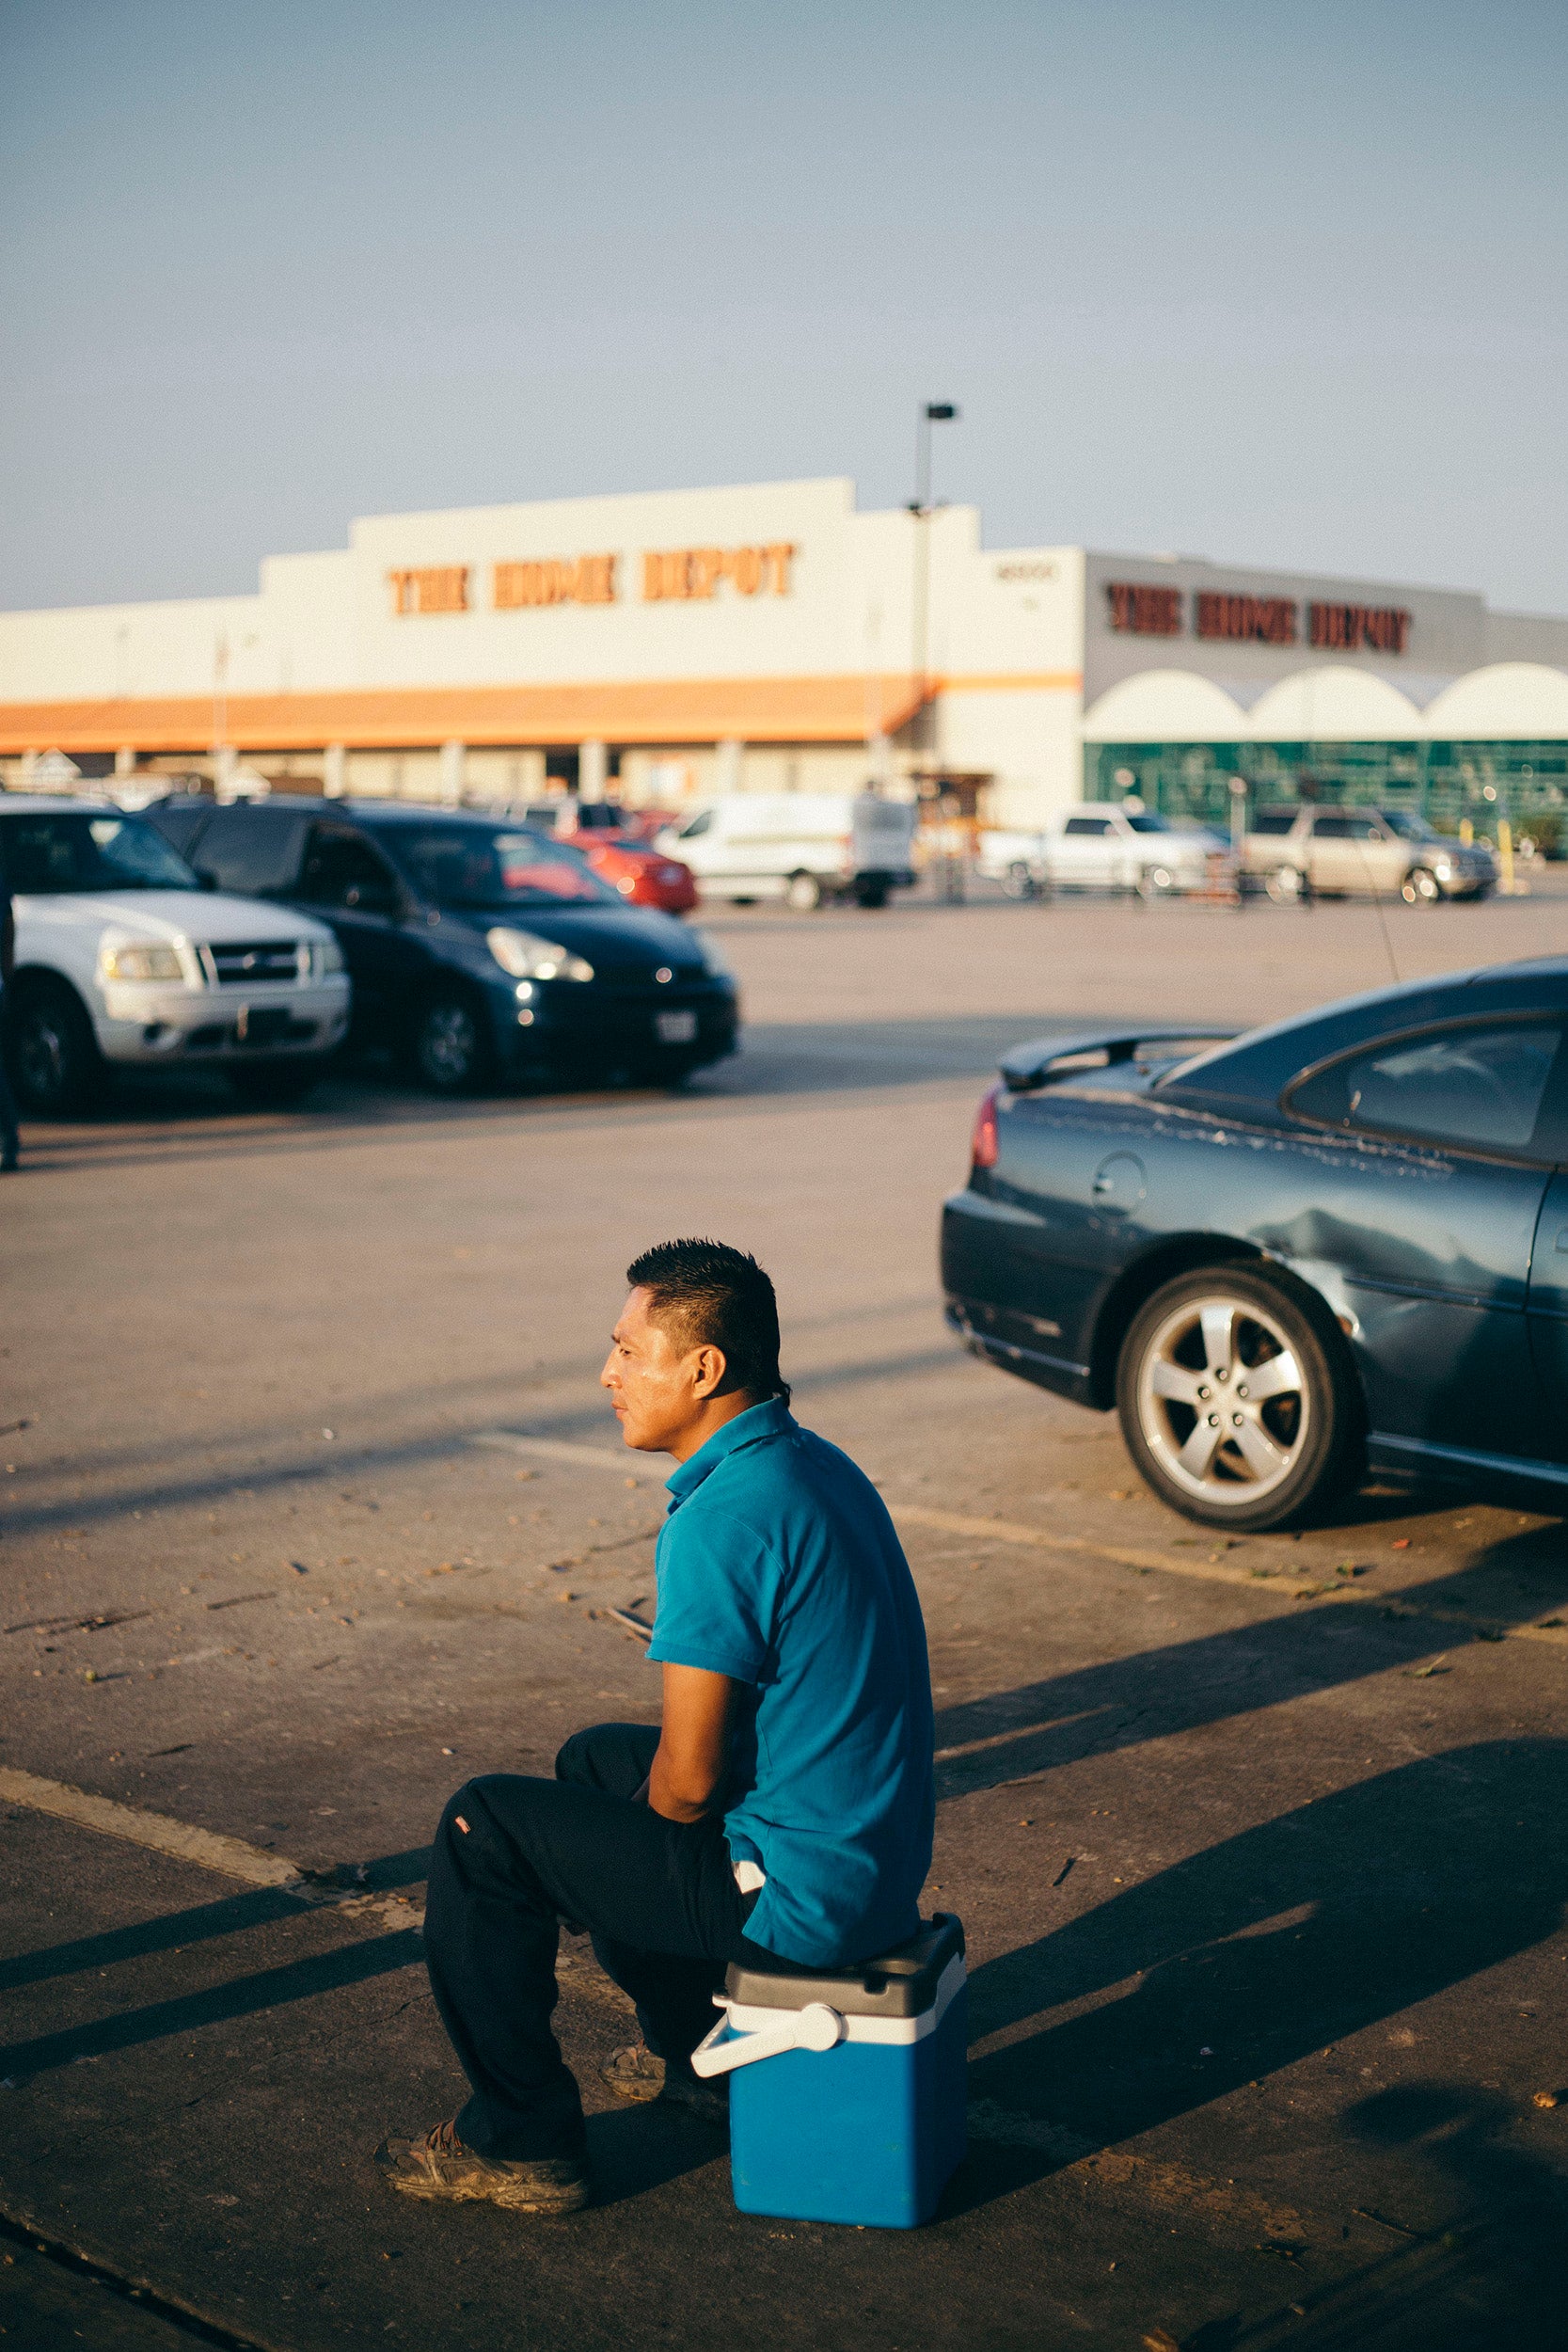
left=911, top=402, right=959, bottom=725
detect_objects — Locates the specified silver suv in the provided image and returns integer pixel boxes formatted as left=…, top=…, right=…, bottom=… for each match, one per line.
left=1, top=799, right=350, bottom=1111
left=1243, top=805, right=1497, bottom=905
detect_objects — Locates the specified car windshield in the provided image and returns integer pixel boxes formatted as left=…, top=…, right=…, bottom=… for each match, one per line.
left=372, top=821, right=618, bottom=909
left=1123, top=813, right=1171, bottom=833
left=0, top=812, right=198, bottom=893
left=1379, top=809, right=1440, bottom=843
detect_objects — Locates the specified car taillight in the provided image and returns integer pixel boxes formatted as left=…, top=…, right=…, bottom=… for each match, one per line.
left=972, top=1084, right=1001, bottom=1170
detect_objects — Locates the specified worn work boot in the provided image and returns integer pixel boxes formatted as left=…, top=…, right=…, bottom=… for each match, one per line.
left=374, top=2120, right=590, bottom=2214
left=601, top=2043, right=728, bottom=2127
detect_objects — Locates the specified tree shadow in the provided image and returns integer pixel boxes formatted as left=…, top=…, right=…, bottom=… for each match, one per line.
left=1180, top=2085, right=1568, bottom=2350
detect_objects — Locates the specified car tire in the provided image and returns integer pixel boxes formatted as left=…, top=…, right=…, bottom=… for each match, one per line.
left=405, top=993, right=494, bottom=1095
left=784, top=871, right=823, bottom=912
left=1266, top=865, right=1305, bottom=905
left=1002, top=862, right=1035, bottom=901
left=854, top=882, right=889, bottom=909
left=8, top=977, right=105, bottom=1116
left=1401, top=865, right=1441, bottom=907
left=229, top=1057, right=331, bottom=1108
left=1116, top=1265, right=1360, bottom=1532
left=1137, top=864, right=1178, bottom=899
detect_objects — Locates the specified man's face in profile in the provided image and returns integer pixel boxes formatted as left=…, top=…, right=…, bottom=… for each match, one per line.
left=602, top=1287, right=708, bottom=1454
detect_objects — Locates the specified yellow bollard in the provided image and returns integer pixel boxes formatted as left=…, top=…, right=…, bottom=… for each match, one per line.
left=1460, top=818, right=1473, bottom=845
left=1498, top=818, right=1522, bottom=895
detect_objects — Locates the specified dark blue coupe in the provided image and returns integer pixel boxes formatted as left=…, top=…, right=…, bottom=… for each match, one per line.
left=942, top=960, right=1568, bottom=1530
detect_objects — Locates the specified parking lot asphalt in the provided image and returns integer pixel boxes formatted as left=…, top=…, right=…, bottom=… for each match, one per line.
left=4, top=883, right=1567, bottom=2351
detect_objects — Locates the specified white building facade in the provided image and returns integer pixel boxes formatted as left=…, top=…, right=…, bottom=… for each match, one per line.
left=3, top=476, right=1565, bottom=834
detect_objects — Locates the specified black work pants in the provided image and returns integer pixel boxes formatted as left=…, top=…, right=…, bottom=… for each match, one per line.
left=422, top=1724, right=762, bottom=2160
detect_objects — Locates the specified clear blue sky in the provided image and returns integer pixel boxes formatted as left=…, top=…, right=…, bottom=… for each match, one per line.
left=2, top=0, right=1564, bottom=615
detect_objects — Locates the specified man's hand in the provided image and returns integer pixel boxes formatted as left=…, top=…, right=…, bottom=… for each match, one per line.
left=648, top=1662, right=736, bottom=1822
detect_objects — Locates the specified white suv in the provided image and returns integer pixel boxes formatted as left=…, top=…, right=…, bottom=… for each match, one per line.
left=1, top=799, right=350, bottom=1111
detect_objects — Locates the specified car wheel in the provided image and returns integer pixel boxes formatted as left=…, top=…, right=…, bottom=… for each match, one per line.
left=229, top=1057, right=331, bottom=1108
left=784, top=871, right=823, bottom=912
left=1401, top=865, right=1441, bottom=907
left=8, top=977, right=104, bottom=1116
left=1002, top=861, right=1035, bottom=900
left=1116, top=1266, right=1359, bottom=1532
left=406, top=994, right=493, bottom=1094
left=854, top=882, right=889, bottom=909
left=1266, top=865, right=1305, bottom=905
left=1137, top=864, right=1177, bottom=899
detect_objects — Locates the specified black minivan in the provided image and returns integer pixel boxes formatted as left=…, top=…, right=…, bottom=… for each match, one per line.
left=144, top=797, right=739, bottom=1093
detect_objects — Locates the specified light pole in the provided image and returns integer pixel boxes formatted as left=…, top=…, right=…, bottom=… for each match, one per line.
left=909, top=400, right=958, bottom=764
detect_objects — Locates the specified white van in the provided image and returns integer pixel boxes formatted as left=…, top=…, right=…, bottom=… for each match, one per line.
left=657, top=792, right=918, bottom=910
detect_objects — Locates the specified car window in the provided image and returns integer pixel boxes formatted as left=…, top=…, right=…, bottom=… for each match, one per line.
left=1380, top=809, right=1438, bottom=843
left=0, top=813, right=198, bottom=893
left=145, top=804, right=212, bottom=857
left=369, top=821, right=616, bottom=909
left=678, top=811, right=713, bottom=838
left=1290, top=1022, right=1561, bottom=1154
left=1250, top=810, right=1298, bottom=835
left=1312, top=815, right=1384, bottom=840
left=300, top=826, right=403, bottom=914
left=1063, top=817, right=1113, bottom=836
left=195, top=807, right=309, bottom=896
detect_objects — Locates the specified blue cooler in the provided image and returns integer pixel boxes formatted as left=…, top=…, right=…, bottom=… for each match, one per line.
left=690, top=1914, right=966, bottom=2229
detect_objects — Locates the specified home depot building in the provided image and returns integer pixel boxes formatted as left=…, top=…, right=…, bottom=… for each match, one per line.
left=2, top=474, right=1566, bottom=830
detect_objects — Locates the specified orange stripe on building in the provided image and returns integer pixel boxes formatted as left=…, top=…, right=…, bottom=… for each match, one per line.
left=0, top=670, right=1080, bottom=757
left=935, top=671, right=1082, bottom=694
left=0, top=674, right=941, bottom=756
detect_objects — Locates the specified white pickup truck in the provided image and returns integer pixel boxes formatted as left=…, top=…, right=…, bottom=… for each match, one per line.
left=977, top=803, right=1234, bottom=898
left=1, top=798, right=350, bottom=1112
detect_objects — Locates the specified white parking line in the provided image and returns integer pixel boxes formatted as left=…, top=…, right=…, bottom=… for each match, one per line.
left=0, top=1766, right=425, bottom=1933
left=894, top=1503, right=1568, bottom=1646
left=0, top=1767, right=304, bottom=1888
left=469, top=1430, right=654, bottom=1478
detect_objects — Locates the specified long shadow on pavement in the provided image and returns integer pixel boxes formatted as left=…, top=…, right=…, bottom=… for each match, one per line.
left=957, top=1740, right=1567, bottom=2178
left=931, top=1531, right=1568, bottom=1804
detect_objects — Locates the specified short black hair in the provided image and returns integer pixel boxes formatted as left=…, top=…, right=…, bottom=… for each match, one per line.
left=626, top=1238, right=789, bottom=1406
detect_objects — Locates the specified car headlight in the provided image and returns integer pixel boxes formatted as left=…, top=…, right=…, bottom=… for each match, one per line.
left=486, top=926, right=594, bottom=982
left=1434, top=862, right=1452, bottom=881
left=100, top=942, right=185, bottom=982
left=312, top=935, right=346, bottom=977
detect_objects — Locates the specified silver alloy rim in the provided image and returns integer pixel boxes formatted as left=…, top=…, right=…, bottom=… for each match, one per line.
left=421, top=1004, right=476, bottom=1084
left=1135, top=1292, right=1308, bottom=1506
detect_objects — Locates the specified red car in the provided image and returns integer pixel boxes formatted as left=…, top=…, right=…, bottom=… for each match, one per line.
left=520, top=801, right=698, bottom=913
left=581, top=835, right=698, bottom=913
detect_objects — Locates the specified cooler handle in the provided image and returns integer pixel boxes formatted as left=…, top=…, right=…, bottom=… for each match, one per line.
left=689, top=1998, right=847, bottom=2077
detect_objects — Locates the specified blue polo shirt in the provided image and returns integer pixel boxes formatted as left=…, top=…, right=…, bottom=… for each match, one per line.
left=647, top=1397, right=934, bottom=1966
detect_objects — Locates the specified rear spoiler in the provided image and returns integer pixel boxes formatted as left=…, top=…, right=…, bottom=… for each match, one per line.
left=999, top=1025, right=1238, bottom=1093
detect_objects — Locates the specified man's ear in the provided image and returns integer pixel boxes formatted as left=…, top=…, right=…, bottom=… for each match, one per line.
left=689, top=1343, right=729, bottom=1401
